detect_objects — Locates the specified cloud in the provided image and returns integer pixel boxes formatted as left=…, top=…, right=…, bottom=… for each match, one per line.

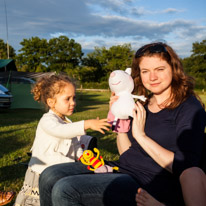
left=131, top=7, right=184, bottom=17
left=85, top=0, right=131, bottom=14
left=0, top=0, right=205, bottom=57
left=162, top=8, right=184, bottom=14
left=86, top=0, right=184, bottom=17
left=73, top=14, right=206, bottom=41
left=50, top=32, right=69, bottom=38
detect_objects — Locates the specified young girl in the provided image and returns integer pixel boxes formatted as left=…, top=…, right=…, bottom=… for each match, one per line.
left=14, top=74, right=110, bottom=206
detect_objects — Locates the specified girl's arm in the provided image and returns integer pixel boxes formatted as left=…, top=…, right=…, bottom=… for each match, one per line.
left=40, top=114, right=110, bottom=139
left=132, top=101, right=174, bottom=173
left=41, top=115, right=86, bottom=139
left=84, top=118, right=111, bottom=134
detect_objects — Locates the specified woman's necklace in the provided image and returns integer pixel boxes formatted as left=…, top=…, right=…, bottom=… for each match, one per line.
left=157, top=96, right=171, bottom=109
left=149, top=95, right=171, bottom=111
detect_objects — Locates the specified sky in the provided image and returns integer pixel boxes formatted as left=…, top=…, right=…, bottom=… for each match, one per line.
left=0, top=0, right=206, bottom=58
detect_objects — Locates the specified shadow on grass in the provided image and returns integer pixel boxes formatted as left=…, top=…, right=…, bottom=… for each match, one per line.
left=75, top=92, right=109, bottom=112
left=0, top=163, right=28, bottom=183
left=0, top=108, right=44, bottom=127
left=0, top=127, right=33, bottom=158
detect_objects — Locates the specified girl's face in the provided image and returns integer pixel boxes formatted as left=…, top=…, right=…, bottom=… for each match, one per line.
left=139, top=56, right=173, bottom=96
left=51, top=83, right=76, bottom=117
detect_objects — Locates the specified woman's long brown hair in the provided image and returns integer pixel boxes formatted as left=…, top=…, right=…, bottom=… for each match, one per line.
left=131, top=42, right=204, bottom=109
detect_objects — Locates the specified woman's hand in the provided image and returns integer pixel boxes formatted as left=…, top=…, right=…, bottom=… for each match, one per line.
left=109, top=92, right=119, bottom=109
left=132, top=101, right=146, bottom=140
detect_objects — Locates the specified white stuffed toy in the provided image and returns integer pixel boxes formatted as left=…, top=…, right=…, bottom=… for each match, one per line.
left=108, top=68, right=146, bottom=131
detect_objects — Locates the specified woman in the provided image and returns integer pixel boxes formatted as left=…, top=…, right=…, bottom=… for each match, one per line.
left=39, top=42, right=206, bottom=206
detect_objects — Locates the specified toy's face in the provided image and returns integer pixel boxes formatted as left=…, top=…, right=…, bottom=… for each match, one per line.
left=109, top=70, right=134, bottom=94
left=83, top=150, right=94, bottom=160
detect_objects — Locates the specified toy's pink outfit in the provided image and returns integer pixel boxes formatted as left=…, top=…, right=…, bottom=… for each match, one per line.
left=107, top=110, right=131, bottom=133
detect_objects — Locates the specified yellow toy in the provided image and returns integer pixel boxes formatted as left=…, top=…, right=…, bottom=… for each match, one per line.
left=78, top=148, right=119, bottom=172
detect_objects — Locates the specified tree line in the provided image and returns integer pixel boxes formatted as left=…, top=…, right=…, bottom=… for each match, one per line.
left=0, top=37, right=205, bottom=89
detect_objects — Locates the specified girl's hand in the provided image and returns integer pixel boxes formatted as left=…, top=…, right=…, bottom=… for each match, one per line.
left=109, top=92, right=119, bottom=109
left=132, top=101, right=146, bottom=140
left=85, top=118, right=111, bottom=134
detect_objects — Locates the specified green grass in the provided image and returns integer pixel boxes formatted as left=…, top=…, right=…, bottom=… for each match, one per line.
left=0, top=89, right=205, bottom=205
left=196, top=90, right=206, bottom=106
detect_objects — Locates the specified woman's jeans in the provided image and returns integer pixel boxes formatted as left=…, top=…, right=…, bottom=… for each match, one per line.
left=39, top=162, right=139, bottom=206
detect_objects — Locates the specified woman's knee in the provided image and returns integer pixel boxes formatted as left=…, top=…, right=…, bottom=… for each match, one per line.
left=40, top=167, right=54, bottom=185
left=39, top=165, right=64, bottom=191
left=51, top=177, right=81, bottom=205
left=180, top=167, right=205, bottom=183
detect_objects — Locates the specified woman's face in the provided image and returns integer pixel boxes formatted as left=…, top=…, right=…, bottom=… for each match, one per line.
left=139, top=56, right=173, bottom=95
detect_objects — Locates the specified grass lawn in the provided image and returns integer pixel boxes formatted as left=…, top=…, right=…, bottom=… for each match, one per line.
left=0, top=89, right=205, bottom=205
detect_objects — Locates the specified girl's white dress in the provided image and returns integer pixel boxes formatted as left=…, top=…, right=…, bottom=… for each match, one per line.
left=14, top=110, right=93, bottom=206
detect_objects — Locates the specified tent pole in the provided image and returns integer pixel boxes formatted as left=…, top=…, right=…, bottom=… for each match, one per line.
left=4, top=0, right=9, bottom=59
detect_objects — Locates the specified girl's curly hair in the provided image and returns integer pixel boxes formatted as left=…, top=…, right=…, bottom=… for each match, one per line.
left=31, top=74, right=75, bottom=107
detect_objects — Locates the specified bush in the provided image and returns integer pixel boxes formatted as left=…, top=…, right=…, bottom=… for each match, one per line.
left=194, top=77, right=206, bottom=90
left=79, top=81, right=109, bottom=89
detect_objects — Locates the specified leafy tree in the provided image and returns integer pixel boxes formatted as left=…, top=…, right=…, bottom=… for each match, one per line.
left=182, top=39, right=206, bottom=88
left=81, top=52, right=104, bottom=82
left=16, top=36, right=83, bottom=73
left=0, top=39, right=16, bottom=59
left=78, top=66, right=98, bottom=82
left=82, top=44, right=134, bottom=82
left=191, top=39, right=206, bottom=57
left=104, top=44, right=134, bottom=73
left=16, top=37, right=48, bottom=72
left=47, top=36, right=83, bottom=73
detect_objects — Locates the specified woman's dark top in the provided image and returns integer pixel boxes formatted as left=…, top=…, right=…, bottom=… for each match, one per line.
left=115, top=95, right=206, bottom=205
